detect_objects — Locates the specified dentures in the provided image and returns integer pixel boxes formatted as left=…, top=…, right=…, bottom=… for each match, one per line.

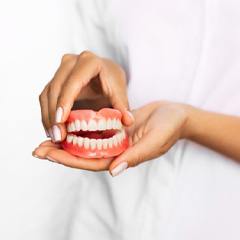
left=62, top=108, right=129, bottom=158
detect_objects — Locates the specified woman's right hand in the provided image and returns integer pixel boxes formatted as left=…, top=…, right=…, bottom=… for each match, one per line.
left=39, top=51, right=134, bottom=142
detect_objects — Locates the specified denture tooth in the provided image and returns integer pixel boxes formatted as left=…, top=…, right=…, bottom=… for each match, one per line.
left=67, top=123, right=71, bottom=133
left=108, top=138, right=113, bottom=148
left=83, top=137, right=90, bottom=149
left=103, top=139, right=108, bottom=149
left=107, top=119, right=112, bottom=130
left=75, top=120, right=81, bottom=131
left=116, top=132, right=122, bottom=143
left=71, top=122, right=76, bottom=132
left=116, top=119, right=122, bottom=129
left=113, top=135, right=118, bottom=146
left=112, top=119, right=117, bottom=129
left=88, top=120, right=97, bottom=131
left=98, top=119, right=107, bottom=131
left=77, top=137, right=83, bottom=147
left=73, top=136, right=78, bottom=145
left=97, top=139, right=102, bottom=150
left=67, top=135, right=73, bottom=143
left=81, top=120, right=88, bottom=131
left=90, top=139, right=96, bottom=150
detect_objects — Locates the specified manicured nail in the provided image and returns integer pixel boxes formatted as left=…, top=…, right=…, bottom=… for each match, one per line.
left=55, top=107, right=63, bottom=123
left=111, top=162, right=128, bottom=177
left=126, top=110, right=135, bottom=122
left=45, top=128, right=50, bottom=137
left=48, top=128, right=54, bottom=139
left=32, top=153, right=40, bottom=158
left=52, top=125, right=61, bottom=142
left=46, top=155, right=57, bottom=163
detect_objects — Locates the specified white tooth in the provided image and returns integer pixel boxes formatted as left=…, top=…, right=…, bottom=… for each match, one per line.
left=97, top=139, right=102, bottom=150
left=98, top=119, right=107, bottom=131
left=112, top=119, right=117, bottom=129
left=103, top=139, right=108, bottom=149
left=67, top=123, right=71, bottom=132
left=71, top=122, right=76, bottom=132
left=117, top=119, right=122, bottom=129
left=75, top=120, right=81, bottom=131
left=81, top=120, right=88, bottom=131
left=88, top=120, right=97, bottom=131
left=113, top=135, right=118, bottom=146
left=77, top=137, right=83, bottom=147
left=67, top=135, right=73, bottom=143
left=107, top=119, right=112, bottom=130
left=90, top=139, right=96, bottom=150
left=108, top=138, right=113, bottom=148
left=83, top=137, right=90, bottom=149
left=73, top=136, right=78, bottom=145
left=116, top=132, right=122, bottom=143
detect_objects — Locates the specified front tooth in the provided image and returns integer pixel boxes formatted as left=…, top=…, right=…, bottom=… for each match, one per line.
left=103, top=139, right=108, bottom=149
left=113, top=135, right=118, bottom=146
left=90, top=139, right=96, bottom=150
left=97, top=139, right=102, bottom=150
left=73, top=136, right=78, bottom=145
left=88, top=120, right=97, bottom=131
left=75, top=120, right=81, bottom=131
left=67, top=123, right=71, bottom=132
left=81, top=120, right=88, bottom=131
left=108, top=138, right=113, bottom=148
left=98, top=119, right=107, bottom=131
left=70, top=122, right=76, bottom=132
left=83, top=137, right=90, bottom=149
left=116, top=119, right=122, bottom=129
left=77, top=137, right=83, bottom=147
left=113, top=119, right=119, bottom=129
left=67, top=135, right=73, bottom=143
left=107, top=119, right=112, bottom=130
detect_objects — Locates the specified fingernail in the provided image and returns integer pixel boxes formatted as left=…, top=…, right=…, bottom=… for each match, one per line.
left=45, top=128, right=50, bottom=137
left=126, top=110, right=134, bottom=122
left=46, top=156, right=58, bottom=163
left=32, top=153, right=40, bottom=159
left=55, top=107, right=63, bottom=123
left=111, top=162, right=128, bottom=177
left=48, top=128, right=54, bottom=139
left=52, top=125, right=61, bottom=142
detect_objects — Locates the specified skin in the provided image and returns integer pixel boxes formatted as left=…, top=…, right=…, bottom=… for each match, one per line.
left=33, top=51, right=240, bottom=176
left=38, top=51, right=134, bottom=141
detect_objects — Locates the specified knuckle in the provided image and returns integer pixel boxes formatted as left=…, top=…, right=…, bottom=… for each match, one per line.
left=61, top=53, right=76, bottom=64
left=79, top=50, right=93, bottom=58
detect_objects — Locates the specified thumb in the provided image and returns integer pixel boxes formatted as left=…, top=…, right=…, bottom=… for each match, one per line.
left=110, top=92, right=135, bottom=127
left=109, top=132, right=154, bottom=177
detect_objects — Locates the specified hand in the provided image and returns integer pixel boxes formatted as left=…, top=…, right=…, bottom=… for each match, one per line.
left=33, top=101, right=189, bottom=174
left=39, top=51, right=134, bottom=142
left=109, top=101, right=189, bottom=176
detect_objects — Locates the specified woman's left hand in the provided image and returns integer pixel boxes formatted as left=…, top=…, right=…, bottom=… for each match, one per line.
left=33, top=101, right=189, bottom=175
left=109, top=101, right=189, bottom=176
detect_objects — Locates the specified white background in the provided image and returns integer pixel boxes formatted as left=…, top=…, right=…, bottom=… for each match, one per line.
left=0, top=1, right=84, bottom=239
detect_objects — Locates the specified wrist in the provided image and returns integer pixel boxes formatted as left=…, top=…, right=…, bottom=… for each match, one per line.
left=180, top=104, right=198, bottom=140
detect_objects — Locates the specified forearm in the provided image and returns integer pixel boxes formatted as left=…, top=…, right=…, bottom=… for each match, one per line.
left=183, top=105, right=240, bottom=161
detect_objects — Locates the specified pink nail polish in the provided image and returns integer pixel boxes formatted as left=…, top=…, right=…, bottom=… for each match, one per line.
left=55, top=107, right=63, bottom=123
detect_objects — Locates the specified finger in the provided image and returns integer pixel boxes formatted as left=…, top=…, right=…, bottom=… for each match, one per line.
left=38, top=140, right=61, bottom=148
left=39, top=83, right=51, bottom=133
left=32, top=145, right=60, bottom=159
left=56, top=51, right=100, bottom=123
left=110, top=92, right=134, bottom=126
left=51, top=123, right=67, bottom=143
left=109, top=131, right=157, bottom=176
left=47, top=149, right=112, bottom=171
left=48, top=54, right=77, bottom=126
